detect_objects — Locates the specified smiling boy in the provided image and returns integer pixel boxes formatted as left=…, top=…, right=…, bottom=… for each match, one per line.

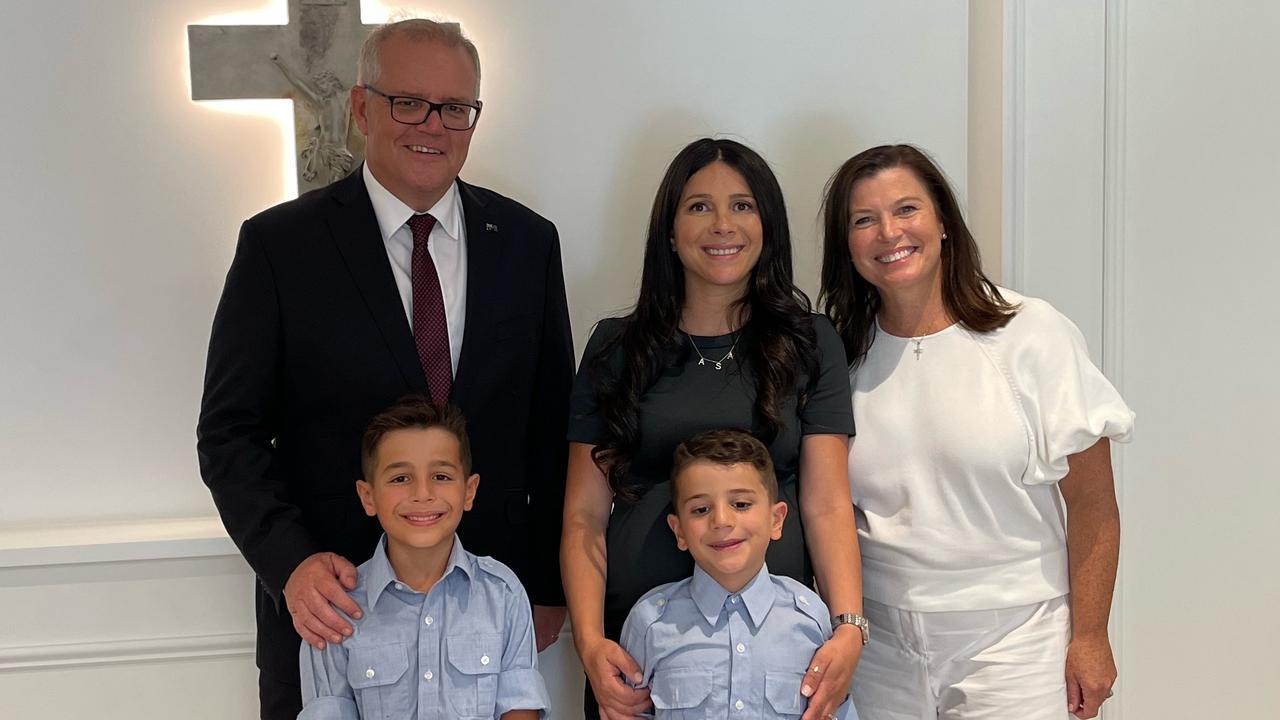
left=620, top=429, right=857, bottom=719
left=298, top=397, right=549, bottom=719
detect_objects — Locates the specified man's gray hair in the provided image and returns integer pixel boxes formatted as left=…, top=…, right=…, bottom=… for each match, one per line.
left=356, top=18, right=481, bottom=93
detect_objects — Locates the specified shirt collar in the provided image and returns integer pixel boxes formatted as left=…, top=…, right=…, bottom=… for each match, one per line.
left=365, top=533, right=476, bottom=608
left=362, top=163, right=464, bottom=244
left=690, top=563, right=774, bottom=628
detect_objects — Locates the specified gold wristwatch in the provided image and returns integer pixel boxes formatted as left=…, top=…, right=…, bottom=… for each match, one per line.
left=832, top=613, right=870, bottom=645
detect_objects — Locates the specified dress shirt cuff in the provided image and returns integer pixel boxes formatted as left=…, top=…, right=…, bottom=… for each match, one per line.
left=256, top=522, right=323, bottom=607
left=495, top=667, right=551, bottom=718
left=297, top=697, right=359, bottom=720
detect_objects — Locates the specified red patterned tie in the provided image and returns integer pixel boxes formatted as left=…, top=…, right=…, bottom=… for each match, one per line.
left=407, top=213, right=453, bottom=402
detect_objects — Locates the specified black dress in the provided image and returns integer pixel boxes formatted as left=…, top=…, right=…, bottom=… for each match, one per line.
left=568, top=313, right=855, bottom=644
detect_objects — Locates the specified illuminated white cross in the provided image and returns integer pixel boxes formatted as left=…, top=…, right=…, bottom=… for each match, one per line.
left=188, top=0, right=376, bottom=194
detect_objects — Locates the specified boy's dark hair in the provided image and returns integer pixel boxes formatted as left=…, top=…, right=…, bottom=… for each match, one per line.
left=670, top=429, right=778, bottom=504
left=361, top=396, right=471, bottom=479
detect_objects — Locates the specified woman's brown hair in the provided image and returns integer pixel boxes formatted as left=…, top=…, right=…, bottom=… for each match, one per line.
left=819, top=144, right=1017, bottom=367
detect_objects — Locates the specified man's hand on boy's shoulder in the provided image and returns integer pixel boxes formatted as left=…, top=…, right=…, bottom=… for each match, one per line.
left=284, top=552, right=363, bottom=650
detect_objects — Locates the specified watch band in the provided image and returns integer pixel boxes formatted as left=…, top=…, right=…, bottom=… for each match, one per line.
left=832, top=612, right=870, bottom=645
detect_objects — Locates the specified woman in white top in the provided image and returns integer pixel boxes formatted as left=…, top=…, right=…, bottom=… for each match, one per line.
left=819, top=144, right=1134, bottom=720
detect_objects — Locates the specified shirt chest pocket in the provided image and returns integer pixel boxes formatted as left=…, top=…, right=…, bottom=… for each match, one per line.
left=651, top=668, right=714, bottom=719
left=764, top=670, right=808, bottom=718
left=444, top=633, right=502, bottom=718
left=347, top=644, right=411, bottom=720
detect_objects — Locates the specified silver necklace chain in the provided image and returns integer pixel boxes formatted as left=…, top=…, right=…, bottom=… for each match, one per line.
left=909, top=321, right=953, bottom=360
left=686, top=331, right=740, bottom=370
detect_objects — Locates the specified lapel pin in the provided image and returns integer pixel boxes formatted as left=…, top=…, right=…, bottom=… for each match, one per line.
left=485, top=223, right=499, bottom=232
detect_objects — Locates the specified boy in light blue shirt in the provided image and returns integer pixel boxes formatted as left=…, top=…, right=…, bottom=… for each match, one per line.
left=298, top=398, right=549, bottom=719
left=621, top=430, right=857, bottom=719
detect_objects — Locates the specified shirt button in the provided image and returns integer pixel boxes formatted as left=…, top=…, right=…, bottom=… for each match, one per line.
left=655, top=597, right=666, bottom=607
left=730, top=595, right=738, bottom=604
left=394, top=583, right=404, bottom=591
left=736, top=642, right=746, bottom=653
left=365, top=667, right=375, bottom=679
left=423, top=670, right=433, bottom=680
left=424, top=615, right=434, bottom=625
left=798, top=595, right=809, bottom=605
left=735, top=699, right=745, bottom=711
left=480, top=655, right=490, bottom=666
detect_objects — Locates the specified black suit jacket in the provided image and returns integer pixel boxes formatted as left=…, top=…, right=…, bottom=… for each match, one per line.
left=197, top=170, right=573, bottom=678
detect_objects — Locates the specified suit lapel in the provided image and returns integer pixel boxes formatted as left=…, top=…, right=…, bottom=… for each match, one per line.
left=325, top=172, right=428, bottom=395
left=453, top=180, right=501, bottom=409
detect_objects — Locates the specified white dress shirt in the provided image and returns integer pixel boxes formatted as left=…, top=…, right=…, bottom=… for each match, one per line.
left=363, top=163, right=467, bottom=375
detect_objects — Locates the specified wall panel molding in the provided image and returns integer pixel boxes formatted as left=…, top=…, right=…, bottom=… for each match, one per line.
left=0, top=516, right=236, bottom=570
left=0, top=632, right=255, bottom=673
left=1001, top=0, right=1025, bottom=291
left=1101, top=1, right=1127, bottom=717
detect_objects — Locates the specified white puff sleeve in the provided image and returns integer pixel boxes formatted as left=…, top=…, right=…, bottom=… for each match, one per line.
left=1003, top=298, right=1135, bottom=485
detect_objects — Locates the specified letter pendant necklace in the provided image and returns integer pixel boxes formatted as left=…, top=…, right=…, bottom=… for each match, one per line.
left=686, top=332, right=740, bottom=370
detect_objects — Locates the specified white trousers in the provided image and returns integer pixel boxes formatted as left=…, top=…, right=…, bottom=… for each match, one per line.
left=851, top=596, right=1071, bottom=720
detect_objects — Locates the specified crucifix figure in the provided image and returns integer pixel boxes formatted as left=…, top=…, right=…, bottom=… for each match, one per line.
left=188, top=0, right=376, bottom=194
left=270, top=53, right=354, bottom=184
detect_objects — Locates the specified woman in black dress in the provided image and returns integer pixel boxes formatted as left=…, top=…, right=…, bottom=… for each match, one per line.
left=562, top=138, right=864, bottom=719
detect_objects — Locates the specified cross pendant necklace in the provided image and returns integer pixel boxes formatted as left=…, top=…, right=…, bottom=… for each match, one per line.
left=911, top=338, right=924, bottom=360
left=686, top=331, right=740, bottom=371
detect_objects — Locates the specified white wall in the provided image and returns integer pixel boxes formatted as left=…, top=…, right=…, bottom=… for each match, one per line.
left=0, top=1, right=970, bottom=718
left=1115, top=2, right=1280, bottom=716
left=1011, top=1, right=1280, bottom=717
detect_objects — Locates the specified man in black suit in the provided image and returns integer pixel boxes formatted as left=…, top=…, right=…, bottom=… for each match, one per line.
left=197, top=19, right=572, bottom=720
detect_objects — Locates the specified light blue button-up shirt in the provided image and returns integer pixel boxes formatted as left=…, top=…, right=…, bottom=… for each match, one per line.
left=299, top=535, right=550, bottom=719
left=621, top=563, right=855, bottom=719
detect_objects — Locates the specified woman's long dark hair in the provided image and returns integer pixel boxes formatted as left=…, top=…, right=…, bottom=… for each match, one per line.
left=819, top=144, right=1017, bottom=367
left=590, top=138, right=819, bottom=499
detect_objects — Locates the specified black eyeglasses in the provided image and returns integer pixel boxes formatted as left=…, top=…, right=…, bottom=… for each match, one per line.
left=363, top=85, right=482, bottom=130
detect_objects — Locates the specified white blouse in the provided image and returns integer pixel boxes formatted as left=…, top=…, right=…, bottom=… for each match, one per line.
left=849, top=289, right=1134, bottom=612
